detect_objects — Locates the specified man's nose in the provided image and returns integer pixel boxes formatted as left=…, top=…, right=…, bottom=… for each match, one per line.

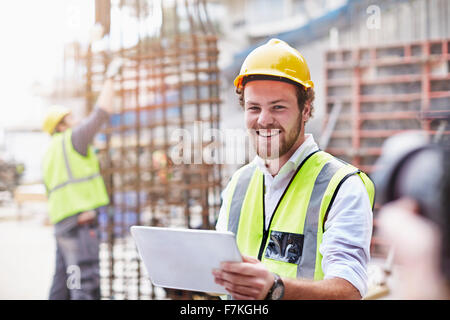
left=257, top=108, right=274, bottom=127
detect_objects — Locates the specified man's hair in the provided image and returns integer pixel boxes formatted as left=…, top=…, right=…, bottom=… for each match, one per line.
left=236, top=74, right=315, bottom=118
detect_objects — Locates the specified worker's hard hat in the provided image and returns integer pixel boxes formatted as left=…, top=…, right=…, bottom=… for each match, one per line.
left=234, top=38, right=314, bottom=90
left=42, top=105, right=71, bottom=135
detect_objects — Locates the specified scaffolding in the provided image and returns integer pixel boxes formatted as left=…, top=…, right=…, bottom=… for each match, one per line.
left=76, top=0, right=222, bottom=299
left=323, top=38, right=450, bottom=257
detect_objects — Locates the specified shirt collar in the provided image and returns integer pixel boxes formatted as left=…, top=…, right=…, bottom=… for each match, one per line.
left=253, top=133, right=319, bottom=178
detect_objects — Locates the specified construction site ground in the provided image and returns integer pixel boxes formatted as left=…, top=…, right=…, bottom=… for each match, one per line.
left=0, top=202, right=53, bottom=299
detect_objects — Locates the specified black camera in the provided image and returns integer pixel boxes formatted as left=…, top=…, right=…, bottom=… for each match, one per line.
left=372, top=131, right=449, bottom=283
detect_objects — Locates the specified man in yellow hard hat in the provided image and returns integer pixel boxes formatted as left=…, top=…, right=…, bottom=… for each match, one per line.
left=42, top=59, right=122, bottom=300
left=42, top=106, right=72, bottom=135
left=213, top=39, right=374, bottom=300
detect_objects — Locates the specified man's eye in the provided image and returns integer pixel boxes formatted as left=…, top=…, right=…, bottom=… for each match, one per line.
left=273, top=105, right=286, bottom=110
left=247, top=106, right=260, bottom=111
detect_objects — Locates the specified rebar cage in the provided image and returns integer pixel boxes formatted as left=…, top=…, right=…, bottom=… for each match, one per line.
left=82, top=0, right=222, bottom=299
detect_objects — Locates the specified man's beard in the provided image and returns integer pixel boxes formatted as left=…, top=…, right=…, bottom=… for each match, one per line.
left=249, top=113, right=303, bottom=160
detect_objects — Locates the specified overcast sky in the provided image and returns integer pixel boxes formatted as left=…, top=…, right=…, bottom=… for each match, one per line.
left=0, top=0, right=93, bottom=130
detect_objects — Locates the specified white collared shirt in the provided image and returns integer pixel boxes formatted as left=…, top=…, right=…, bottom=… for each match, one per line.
left=216, top=134, right=373, bottom=297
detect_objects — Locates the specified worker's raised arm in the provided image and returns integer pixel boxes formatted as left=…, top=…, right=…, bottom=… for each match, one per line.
left=71, top=59, right=123, bottom=156
left=71, top=80, right=114, bottom=156
left=96, top=78, right=115, bottom=114
left=97, top=58, right=123, bottom=114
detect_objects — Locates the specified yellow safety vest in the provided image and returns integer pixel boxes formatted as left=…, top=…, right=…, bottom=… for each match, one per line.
left=43, top=129, right=109, bottom=224
left=224, top=150, right=374, bottom=280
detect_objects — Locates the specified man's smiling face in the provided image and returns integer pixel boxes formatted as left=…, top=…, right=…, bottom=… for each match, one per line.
left=244, top=80, right=306, bottom=161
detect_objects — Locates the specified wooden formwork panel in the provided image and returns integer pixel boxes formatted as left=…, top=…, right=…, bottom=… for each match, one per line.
left=324, top=39, right=450, bottom=174
left=324, top=39, right=450, bottom=257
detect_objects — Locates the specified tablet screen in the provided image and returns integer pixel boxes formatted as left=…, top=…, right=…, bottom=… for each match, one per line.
left=131, top=226, right=242, bottom=294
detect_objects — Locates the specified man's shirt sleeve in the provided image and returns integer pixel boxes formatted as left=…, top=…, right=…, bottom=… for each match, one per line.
left=71, top=107, right=110, bottom=156
left=320, top=175, right=373, bottom=298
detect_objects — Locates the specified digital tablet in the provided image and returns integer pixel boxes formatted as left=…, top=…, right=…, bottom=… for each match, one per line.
left=130, top=226, right=242, bottom=294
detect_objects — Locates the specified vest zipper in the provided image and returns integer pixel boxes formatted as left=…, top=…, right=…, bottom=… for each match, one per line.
left=256, top=150, right=320, bottom=261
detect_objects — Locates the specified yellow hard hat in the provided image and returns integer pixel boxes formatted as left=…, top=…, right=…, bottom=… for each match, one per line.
left=42, top=105, right=71, bottom=135
left=234, top=38, right=314, bottom=89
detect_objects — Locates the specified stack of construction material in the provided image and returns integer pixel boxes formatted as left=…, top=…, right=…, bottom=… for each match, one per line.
left=0, top=158, right=24, bottom=202
left=323, top=39, right=450, bottom=258
left=324, top=39, right=450, bottom=173
left=79, top=0, right=221, bottom=300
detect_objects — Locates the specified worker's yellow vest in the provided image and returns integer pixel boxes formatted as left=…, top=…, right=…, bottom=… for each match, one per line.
left=43, top=129, right=109, bottom=224
left=224, top=150, right=374, bottom=280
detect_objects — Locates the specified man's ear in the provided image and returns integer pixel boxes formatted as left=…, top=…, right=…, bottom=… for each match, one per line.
left=302, top=101, right=311, bottom=123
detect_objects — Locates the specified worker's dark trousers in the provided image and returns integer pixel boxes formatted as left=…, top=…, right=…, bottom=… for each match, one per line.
left=49, top=221, right=100, bottom=300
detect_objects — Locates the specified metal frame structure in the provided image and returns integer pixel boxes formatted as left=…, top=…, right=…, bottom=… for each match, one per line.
left=323, top=38, right=450, bottom=257
left=79, top=0, right=221, bottom=299
left=324, top=38, right=450, bottom=173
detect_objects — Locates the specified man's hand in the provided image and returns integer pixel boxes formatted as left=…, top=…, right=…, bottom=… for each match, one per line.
left=105, top=57, right=124, bottom=79
left=377, top=198, right=445, bottom=299
left=96, top=58, right=124, bottom=113
left=77, top=210, right=96, bottom=225
left=212, top=255, right=274, bottom=300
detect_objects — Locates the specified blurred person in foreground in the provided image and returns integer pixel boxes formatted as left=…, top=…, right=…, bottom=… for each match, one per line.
left=373, top=131, right=450, bottom=299
left=42, top=60, right=122, bottom=299
left=213, top=39, right=375, bottom=300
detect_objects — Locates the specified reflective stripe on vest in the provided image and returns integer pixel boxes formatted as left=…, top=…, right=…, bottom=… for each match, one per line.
left=225, top=150, right=374, bottom=280
left=227, top=164, right=257, bottom=235
left=47, top=135, right=101, bottom=195
left=297, top=157, right=345, bottom=278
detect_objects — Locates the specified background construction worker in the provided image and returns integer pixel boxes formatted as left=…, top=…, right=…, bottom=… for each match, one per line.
left=42, top=60, right=121, bottom=299
left=213, top=39, right=374, bottom=300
